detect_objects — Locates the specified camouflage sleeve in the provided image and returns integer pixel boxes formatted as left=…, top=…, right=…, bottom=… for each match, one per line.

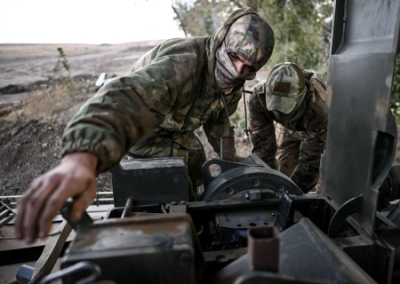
left=290, top=78, right=328, bottom=192
left=247, top=90, right=278, bottom=169
left=62, top=52, right=198, bottom=174
left=203, top=90, right=242, bottom=155
left=275, top=125, right=301, bottom=177
left=290, top=130, right=327, bottom=192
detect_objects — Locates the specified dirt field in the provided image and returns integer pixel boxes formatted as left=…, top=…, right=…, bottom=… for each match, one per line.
left=0, top=41, right=164, bottom=88
left=0, top=42, right=156, bottom=195
left=0, top=42, right=259, bottom=196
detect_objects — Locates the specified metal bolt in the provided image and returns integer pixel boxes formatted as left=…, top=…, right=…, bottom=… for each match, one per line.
left=171, top=201, right=178, bottom=205
left=179, top=200, right=186, bottom=205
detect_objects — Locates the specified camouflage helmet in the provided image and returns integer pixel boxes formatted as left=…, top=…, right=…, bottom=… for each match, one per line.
left=265, top=62, right=306, bottom=114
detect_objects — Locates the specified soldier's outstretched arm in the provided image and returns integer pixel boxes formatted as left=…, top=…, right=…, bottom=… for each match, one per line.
left=15, top=48, right=200, bottom=243
left=290, top=130, right=327, bottom=192
left=15, top=152, right=98, bottom=243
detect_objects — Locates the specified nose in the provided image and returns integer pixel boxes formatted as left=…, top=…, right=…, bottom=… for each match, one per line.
left=233, top=61, right=245, bottom=75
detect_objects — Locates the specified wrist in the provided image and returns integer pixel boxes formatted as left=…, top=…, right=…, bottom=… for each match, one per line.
left=61, top=152, right=98, bottom=172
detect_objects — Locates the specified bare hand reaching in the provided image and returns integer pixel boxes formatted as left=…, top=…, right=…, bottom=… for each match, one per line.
left=15, top=152, right=98, bottom=243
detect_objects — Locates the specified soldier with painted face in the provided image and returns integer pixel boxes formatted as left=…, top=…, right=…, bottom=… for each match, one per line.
left=248, top=62, right=327, bottom=193
left=16, top=8, right=274, bottom=243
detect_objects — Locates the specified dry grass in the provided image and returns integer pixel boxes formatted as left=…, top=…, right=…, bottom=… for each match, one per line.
left=3, top=82, right=80, bottom=121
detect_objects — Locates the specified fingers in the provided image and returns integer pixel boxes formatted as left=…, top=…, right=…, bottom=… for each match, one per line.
left=38, top=178, right=96, bottom=237
left=15, top=162, right=97, bottom=243
left=70, top=179, right=97, bottom=221
left=15, top=178, right=38, bottom=238
left=22, top=175, right=61, bottom=243
left=15, top=177, right=46, bottom=241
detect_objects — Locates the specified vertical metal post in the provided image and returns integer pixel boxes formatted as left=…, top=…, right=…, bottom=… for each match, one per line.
left=248, top=226, right=280, bottom=272
left=220, top=136, right=236, bottom=161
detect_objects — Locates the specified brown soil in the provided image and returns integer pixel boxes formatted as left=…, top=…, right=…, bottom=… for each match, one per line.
left=0, top=42, right=161, bottom=195
left=0, top=119, right=64, bottom=195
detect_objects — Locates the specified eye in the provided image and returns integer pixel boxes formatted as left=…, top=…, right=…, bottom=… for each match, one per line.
left=228, top=52, right=239, bottom=60
left=246, top=65, right=256, bottom=72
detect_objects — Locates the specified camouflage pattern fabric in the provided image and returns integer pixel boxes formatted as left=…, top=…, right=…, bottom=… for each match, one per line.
left=248, top=70, right=327, bottom=192
left=215, top=14, right=274, bottom=93
left=61, top=7, right=274, bottom=193
left=265, top=62, right=306, bottom=114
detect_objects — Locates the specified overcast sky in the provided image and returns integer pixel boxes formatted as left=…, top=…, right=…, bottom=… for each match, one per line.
left=0, top=0, right=186, bottom=44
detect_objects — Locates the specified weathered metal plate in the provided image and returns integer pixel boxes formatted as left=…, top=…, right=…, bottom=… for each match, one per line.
left=321, top=0, right=400, bottom=236
left=111, top=157, right=189, bottom=206
left=62, top=214, right=202, bottom=284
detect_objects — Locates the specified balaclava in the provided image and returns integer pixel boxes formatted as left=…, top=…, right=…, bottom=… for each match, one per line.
left=215, top=14, right=275, bottom=94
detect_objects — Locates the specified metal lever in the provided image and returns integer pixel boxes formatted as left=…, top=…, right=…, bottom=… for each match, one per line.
left=60, top=199, right=93, bottom=230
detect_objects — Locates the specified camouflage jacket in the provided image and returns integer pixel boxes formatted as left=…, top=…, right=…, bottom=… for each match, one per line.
left=248, top=71, right=327, bottom=191
left=61, top=8, right=258, bottom=174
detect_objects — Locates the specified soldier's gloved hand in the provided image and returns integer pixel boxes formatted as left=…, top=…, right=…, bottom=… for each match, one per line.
left=15, top=152, right=98, bottom=243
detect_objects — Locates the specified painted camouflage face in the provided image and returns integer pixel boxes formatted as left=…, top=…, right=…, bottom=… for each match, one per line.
left=265, top=62, right=306, bottom=114
left=215, top=14, right=275, bottom=93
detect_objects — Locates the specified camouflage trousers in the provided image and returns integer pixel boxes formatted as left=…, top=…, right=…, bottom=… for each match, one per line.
left=276, top=124, right=326, bottom=192
left=127, top=130, right=206, bottom=200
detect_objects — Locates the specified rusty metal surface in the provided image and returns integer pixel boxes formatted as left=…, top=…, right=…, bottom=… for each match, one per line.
left=67, top=214, right=192, bottom=253
left=321, top=0, right=400, bottom=237
left=62, top=213, right=203, bottom=284
left=247, top=227, right=280, bottom=272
